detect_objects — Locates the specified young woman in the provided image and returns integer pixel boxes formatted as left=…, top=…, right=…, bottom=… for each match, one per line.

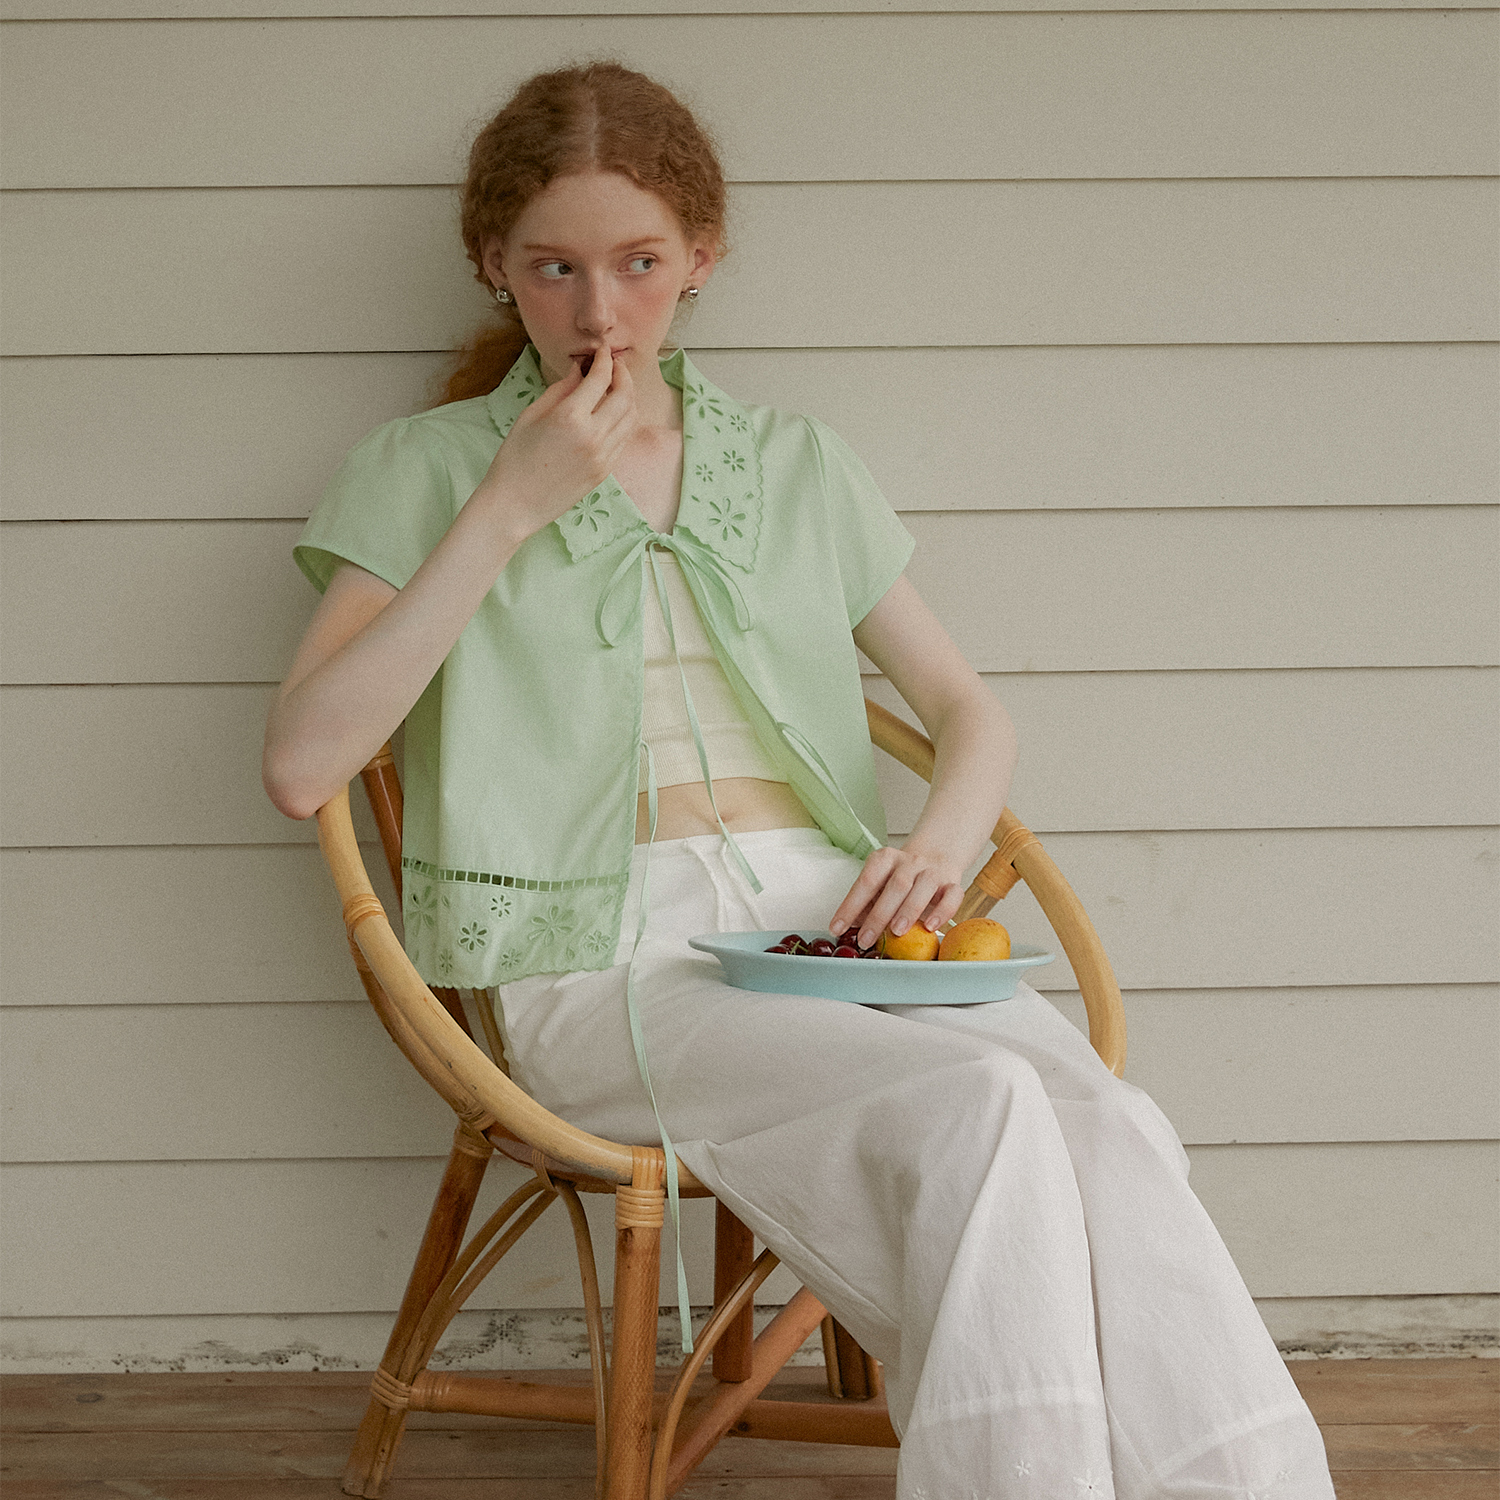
left=264, top=61, right=1335, bottom=1500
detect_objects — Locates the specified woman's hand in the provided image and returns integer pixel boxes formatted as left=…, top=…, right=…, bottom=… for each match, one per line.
left=475, top=345, right=637, bottom=543
left=829, top=843, right=967, bottom=951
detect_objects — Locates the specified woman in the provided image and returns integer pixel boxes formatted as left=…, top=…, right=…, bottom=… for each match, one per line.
left=263, top=61, right=1335, bottom=1500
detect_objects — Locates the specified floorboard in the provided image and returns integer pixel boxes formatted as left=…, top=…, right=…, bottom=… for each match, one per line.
left=0, top=1359, right=1492, bottom=1498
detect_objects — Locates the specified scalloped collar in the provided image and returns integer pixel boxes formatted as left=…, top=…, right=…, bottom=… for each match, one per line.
left=484, top=344, right=763, bottom=574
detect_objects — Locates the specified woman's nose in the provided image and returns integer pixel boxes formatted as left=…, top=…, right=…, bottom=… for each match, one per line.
left=575, top=274, right=615, bottom=335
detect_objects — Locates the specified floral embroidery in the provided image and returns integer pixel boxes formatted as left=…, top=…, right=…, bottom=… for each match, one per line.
left=728, top=412, right=749, bottom=433
left=458, top=923, right=488, bottom=952
left=705, top=497, right=749, bottom=543
left=488, top=893, right=512, bottom=920
left=1014, top=1461, right=1033, bottom=1477
left=437, top=948, right=455, bottom=978
left=684, top=385, right=725, bottom=429
left=721, top=448, right=746, bottom=473
left=497, top=948, right=523, bottom=974
left=529, top=904, right=578, bottom=942
left=405, top=884, right=438, bottom=933
left=1073, top=1471, right=1106, bottom=1495
left=440, top=893, right=452, bottom=910
left=581, top=928, right=612, bottom=955
left=694, top=462, right=716, bottom=484
left=572, top=490, right=611, bottom=532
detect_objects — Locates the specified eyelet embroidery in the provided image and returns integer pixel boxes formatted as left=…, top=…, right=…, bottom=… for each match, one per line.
left=529, top=903, right=578, bottom=942
left=1073, top=1471, right=1106, bottom=1495
left=574, top=490, right=611, bottom=532
left=437, top=948, right=454, bottom=978
left=1014, top=1461, right=1033, bottom=1477
left=706, top=497, right=750, bottom=544
left=488, top=893, right=512, bottom=919
left=405, top=884, right=437, bottom=933
left=457, top=923, right=488, bottom=952
left=684, top=386, right=725, bottom=427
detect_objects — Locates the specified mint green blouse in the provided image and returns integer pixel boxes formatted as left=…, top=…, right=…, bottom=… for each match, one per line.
left=294, top=345, right=915, bottom=989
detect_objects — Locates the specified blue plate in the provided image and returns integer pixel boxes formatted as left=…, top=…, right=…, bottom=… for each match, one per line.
left=687, top=930, right=1054, bottom=1006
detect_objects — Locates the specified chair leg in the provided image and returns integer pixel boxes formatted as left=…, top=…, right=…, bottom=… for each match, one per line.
left=343, top=1122, right=492, bottom=1498
left=605, top=1167, right=665, bottom=1500
left=821, top=1315, right=882, bottom=1401
left=712, top=1201, right=755, bottom=1384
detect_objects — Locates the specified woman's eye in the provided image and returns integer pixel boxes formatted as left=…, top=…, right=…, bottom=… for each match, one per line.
left=538, top=262, right=571, bottom=279
left=627, top=256, right=656, bottom=273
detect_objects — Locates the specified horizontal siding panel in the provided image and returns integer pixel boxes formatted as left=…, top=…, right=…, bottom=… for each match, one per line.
left=871, top=667, right=1500, bottom=833
left=5, top=13, right=1494, bottom=188
left=3, top=987, right=1493, bottom=1164
left=6, top=180, right=1495, bottom=356
left=2, top=1141, right=1491, bottom=1316
left=0, top=1155, right=720, bottom=1316
left=5, top=345, right=1496, bottom=523
left=4, top=508, right=1493, bottom=687
left=6, top=0, right=1493, bottom=17
left=3, top=668, right=1495, bottom=846
left=3, top=830, right=1495, bottom=1006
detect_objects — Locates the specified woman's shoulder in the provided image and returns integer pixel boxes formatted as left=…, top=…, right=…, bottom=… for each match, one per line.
left=348, top=392, right=499, bottom=457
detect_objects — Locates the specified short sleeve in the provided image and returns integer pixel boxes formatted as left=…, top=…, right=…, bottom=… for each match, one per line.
left=293, top=416, right=456, bottom=595
left=804, top=415, right=916, bottom=626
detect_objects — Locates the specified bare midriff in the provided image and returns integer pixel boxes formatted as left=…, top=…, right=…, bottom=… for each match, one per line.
left=635, top=777, right=820, bottom=844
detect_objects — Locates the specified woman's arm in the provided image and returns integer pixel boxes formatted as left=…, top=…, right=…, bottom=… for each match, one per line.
left=829, top=573, right=1018, bottom=949
left=263, top=350, right=635, bottom=820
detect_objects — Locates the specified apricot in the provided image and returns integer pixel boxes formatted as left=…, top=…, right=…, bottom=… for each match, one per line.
left=938, top=918, right=1011, bottom=962
left=878, top=925, right=940, bottom=961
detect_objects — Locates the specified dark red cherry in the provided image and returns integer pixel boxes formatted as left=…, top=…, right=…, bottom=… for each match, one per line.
left=809, top=939, right=836, bottom=957
left=765, top=944, right=792, bottom=954
left=833, top=945, right=859, bottom=958
left=779, top=935, right=805, bottom=948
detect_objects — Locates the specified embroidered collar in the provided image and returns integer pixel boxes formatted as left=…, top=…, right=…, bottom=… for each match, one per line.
left=484, top=345, right=763, bottom=573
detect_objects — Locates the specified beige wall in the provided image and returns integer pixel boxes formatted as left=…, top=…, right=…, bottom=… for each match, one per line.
left=1, top=3, right=1496, bottom=1370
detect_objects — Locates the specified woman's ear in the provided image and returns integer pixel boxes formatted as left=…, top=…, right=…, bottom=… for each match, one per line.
left=687, top=238, right=719, bottom=289
left=480, top=235, right=508, bottom=295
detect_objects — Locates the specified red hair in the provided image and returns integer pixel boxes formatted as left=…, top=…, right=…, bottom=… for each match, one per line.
left=435, top=62, right=730, bottom=406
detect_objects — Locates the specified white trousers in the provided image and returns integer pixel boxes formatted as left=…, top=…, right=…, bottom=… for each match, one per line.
left=497, top=828, right=1336, bottom=1500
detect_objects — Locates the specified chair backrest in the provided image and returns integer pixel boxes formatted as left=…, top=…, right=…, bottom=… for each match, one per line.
left=315, top=700, right=1127, bottom=1183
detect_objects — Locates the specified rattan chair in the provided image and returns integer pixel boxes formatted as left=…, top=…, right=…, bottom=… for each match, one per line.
left=318, top=698, right=1127, bottom=1499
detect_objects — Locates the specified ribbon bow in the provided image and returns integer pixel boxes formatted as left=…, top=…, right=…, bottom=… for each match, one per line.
left=595, top=527, right=752, bottom=650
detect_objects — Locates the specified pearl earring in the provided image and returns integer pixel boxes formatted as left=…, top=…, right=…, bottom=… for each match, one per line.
left=494, top=286, right=515, bottom=306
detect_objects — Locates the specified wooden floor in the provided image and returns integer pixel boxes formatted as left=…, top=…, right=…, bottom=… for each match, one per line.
left=1, top=1359, right=1494, bottom=1498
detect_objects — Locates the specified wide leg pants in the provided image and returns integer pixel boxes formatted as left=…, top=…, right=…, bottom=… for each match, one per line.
left=496, top=828, right=1336, bottom=1500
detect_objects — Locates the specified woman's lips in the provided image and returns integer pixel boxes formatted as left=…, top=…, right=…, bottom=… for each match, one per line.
left=575, top=347, right=627, bottom=375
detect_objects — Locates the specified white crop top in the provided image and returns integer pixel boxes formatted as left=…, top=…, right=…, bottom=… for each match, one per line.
left=637, top=552, right=786, bottom=792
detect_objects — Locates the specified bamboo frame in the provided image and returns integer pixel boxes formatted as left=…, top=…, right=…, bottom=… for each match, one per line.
left=319, top=699, right=1128, bottom=1499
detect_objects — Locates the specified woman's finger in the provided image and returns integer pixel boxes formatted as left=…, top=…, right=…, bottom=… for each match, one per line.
left=829, top=849, right=898, bottom=938
left=854, top=866, right=923, bottom=950
left=922, top=881, right=964, bottom=933
left=888, top=869, right=943, bottom=938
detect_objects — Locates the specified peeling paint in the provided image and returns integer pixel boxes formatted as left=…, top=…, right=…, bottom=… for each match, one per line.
left=5, top=1299, right=1493, bottom=1374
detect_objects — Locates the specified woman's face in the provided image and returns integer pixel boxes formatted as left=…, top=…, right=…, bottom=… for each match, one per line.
left=482, top=171, right=717, bottom=389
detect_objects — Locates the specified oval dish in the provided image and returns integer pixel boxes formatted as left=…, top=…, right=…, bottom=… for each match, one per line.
left=688, top=930, right=1055, bottom=1006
